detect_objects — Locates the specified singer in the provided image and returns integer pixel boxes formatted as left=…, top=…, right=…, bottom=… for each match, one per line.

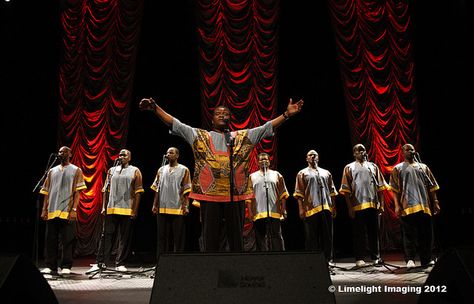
left=151, top=147, right=191, bottom=253
left=39, top=146, right=87, bottom=275
left=294, top=150, right=337, bottom=265
left=247, top=152, right=289, bottom=251
left=339, top=143, right=389, bottom=268
left=87, top=149, right=144, bottom=274
left=139, top=97, right=303, bottom=252
left=389, top=143, right=440, bottom=269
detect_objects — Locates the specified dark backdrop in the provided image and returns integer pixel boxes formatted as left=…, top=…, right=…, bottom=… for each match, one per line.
left=1, top=0, right=472, bottom=262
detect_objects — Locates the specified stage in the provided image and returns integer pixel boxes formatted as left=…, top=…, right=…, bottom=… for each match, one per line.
left=45, top=252, right=431, bottom=304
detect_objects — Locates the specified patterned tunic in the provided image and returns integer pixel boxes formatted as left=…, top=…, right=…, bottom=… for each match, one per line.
left=150, top=164, right=192, bottom=215
left=171, top=118, right=273, bottom=202
left=294, top=167, right=338, bottom=217
left=40, top=164, right=87, bottom=220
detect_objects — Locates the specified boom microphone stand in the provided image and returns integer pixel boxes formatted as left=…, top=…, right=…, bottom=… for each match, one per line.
left=314, top=167, right=339, bottom=271
left=32, top=153, right=59, bottom=267
left=365, top=154, right=400, bottom=272
left=89, top=158, right=124, bottom=279
left=156, top=154, right=168, bottom=261
left=413, top=152, right=440, bottom=263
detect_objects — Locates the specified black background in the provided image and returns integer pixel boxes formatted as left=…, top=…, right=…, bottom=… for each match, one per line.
left=1, top=0, right=472, bottom=261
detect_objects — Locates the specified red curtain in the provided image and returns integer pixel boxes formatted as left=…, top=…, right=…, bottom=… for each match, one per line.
left=329, top=0, right=419, bottom=247
left=197, top=0, right=280, bottom=172
left=58, top=0, right=143, bottom=255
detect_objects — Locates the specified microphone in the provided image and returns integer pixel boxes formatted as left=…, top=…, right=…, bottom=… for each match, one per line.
left=414, top=152, right=421, bottom=163
left=51, top=153, right=60, bottom=158
left=224, top=129, right=232, bottom=147
left=161, top=154, right=168, bottom=167
left=363, top=153, right=368, bottom=162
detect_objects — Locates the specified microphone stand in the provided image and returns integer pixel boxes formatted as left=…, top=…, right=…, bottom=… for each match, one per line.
left=413, top=152, right=440, bottom=263
left=225, top=129, right=239, bottom=251
left=365, top=155, right=400, bottom=272
left=262, top=164, right=272, bottom=251
left=413, top=153, right=435, bottom=198
left=90, top=158, right=123, bottom=279
left=32, top=154, right=59, bottom=267
left=155, top=155, right=168, bottom=266
left=315, top=168, right=334, bottom=268
left=225, top=130, right=234, bottom=205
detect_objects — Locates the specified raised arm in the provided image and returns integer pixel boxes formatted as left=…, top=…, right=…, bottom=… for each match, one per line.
left=271, top=98, right=304, bottom=129
left=139, top=97, right=174, bottom=127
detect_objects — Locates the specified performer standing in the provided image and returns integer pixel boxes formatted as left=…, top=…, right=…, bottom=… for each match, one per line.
left=86, top=149, right=144, bottom=273
left=247, top=152, right=289, bottom=251
left=390, top=143, right=440, bottom=269
left=40, top=146, right=87, bottom=275
left=339, top=143, right=388, bottom=268
left=139, top=97, right=303, bottom=252
left=151, top=147, right=192, bottom=253
left=294, top=150, right=337, bottom=265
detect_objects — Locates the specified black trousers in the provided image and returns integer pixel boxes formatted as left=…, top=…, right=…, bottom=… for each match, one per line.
left=97, top=214, right=133, bottom=267
left=353, top=208, right=380, bottom=261
left=44, top=218, right=76, bottom=271
left=304, top=210, right=333, bottom=262
left=200, top=201, right=244, bottom=252
left=401, top=211, right=433, bottom=265
left=254, top=218, right=285, bottom=251
left=157, top=214, right=185, bottom=254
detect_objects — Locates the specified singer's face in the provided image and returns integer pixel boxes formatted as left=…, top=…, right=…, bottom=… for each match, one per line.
left=306, top=151, right=318, bottom=165
left=58, top=146, right=71, bottom=162
left=402, top=144, right=415, bottom=161
left=166, top=148, right=178, bottom=161
left=212, top=107, right=231, bottom=130
left=258, top=155, right=270, bottom=169
left=118, top=149, right=131, bottom=164
left=353, top=144, right=366, bottom=161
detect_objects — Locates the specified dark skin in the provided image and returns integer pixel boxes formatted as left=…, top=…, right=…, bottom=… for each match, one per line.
left=151, top=147, right=190, bottom=216
left=247, top=153, right=287, bottom=220
left=103, top=149, right=141, bottom=219
left=392, top=144, right=440, bottom=217
left=138, top=97, right=304, bottom=131
left=297, top=150, right=336, bottom=220
left=41, top=146, right=80, bottom=221
left=344, top=144, right=384, bottom=219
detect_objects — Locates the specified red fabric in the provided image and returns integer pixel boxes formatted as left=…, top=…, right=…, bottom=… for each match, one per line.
left=329, top=0, right=419, bottom=246
left=197, top=0, right=280, bottom=172
left=58, top=0, right=144, bottom=255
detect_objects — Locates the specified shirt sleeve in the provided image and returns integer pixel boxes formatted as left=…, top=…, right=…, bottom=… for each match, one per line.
left=134, top=169, right=145, bottom=194
left=247, top=121, right=274, bottom=144
left=170, top=117, right=197, bottom=145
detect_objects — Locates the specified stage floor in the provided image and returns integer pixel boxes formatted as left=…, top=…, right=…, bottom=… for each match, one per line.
left=44, top=252, right=432, bottom=304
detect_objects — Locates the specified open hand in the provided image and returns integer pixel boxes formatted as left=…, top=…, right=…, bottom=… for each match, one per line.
left=286, top=98, right=304, bottom=117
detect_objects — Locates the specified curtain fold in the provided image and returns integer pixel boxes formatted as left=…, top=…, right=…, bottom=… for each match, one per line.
left=58, top=0, right=143, bottom=255
left=197, top=0, right=280, bottom=171
left=328, top=0, right=419, bottom=248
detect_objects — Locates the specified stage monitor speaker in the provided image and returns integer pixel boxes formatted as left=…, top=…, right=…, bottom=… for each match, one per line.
left=150, top=251, right=335, bottom=304
left=418, top=246, right=474, bottom=304
left=0, top=254, right=58, bottom=304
